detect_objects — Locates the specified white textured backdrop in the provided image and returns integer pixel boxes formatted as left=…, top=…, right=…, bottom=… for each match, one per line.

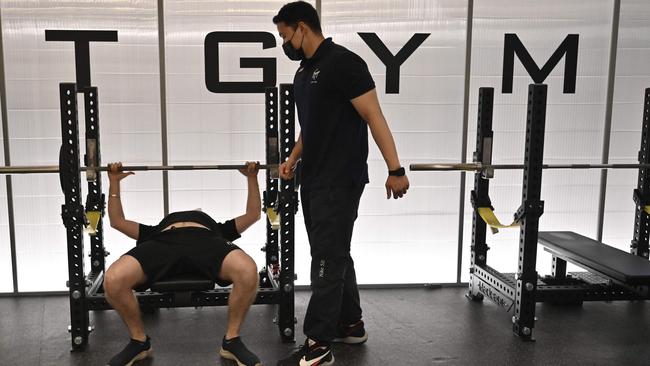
left=1, top=0, right=650, bottom=291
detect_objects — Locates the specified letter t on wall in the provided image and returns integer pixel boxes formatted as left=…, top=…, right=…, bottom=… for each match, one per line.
left=45, top=30, right=119, bottom=90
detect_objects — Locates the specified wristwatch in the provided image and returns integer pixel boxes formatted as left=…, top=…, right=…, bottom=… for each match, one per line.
left=388, top=167, right=405, bottom=177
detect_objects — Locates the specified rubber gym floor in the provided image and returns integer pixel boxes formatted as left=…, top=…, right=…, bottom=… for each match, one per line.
left=1, top=287, right=648, bottom=366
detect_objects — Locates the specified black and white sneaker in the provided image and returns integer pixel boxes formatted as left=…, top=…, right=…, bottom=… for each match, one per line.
left=219, top=336, right=262, bottom=366
left=276, top=339, right=334, bottom=366
left=107, top=336, right=153, bottom=366
left=333, top=320, right=368, bottom=345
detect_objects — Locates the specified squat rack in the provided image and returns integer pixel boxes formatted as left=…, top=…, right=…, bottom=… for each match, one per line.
left=57, top=82, right=298, bottom=350
left=412, top=84, right=650, bottom=340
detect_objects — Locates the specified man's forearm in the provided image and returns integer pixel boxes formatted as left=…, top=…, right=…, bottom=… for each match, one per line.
left=288, top=133, right=303, bottom=163
left=107, top=179, right=126, bottom=225
left=368, top=117, right=401, bottom=170
left=246, top=177, right=261, bottom=216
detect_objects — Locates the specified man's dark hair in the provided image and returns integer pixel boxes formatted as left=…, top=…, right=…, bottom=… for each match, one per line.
left=273, top=1, right=322, bottom=34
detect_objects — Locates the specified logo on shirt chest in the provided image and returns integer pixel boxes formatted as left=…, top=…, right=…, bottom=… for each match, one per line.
left=311, top=68, right=320, bottom=84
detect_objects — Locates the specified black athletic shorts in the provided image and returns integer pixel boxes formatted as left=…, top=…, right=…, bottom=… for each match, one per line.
left=124, top=227, right=241, bottom=290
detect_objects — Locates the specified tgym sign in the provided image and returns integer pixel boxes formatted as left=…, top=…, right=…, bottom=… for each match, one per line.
left=45, top=30, right=579, bottom=95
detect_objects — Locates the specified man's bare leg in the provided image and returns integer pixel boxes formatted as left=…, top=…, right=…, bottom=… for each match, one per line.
left=219, top=249, right=259, bottom=339
left=104, top=255, right=148, bottom=341
left=218, top=249, right=262, bottom=366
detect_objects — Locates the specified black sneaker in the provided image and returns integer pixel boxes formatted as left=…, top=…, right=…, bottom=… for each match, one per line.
left=107, top=336, right=153, bottom=366
left=333, top=320, right=368, bottom=345
left=219, top=336, right=262, bottom=366
left=276, top=339, right=334, bottom=366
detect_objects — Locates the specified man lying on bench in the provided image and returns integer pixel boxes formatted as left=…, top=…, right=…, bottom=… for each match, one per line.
left=104, top=161, right=262, bottom=366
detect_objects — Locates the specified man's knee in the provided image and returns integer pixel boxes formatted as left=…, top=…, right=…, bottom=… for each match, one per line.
left=224, top=252, right=258, bottom=290
left=236, top=261, right=259, bottom=290
left=104, top=267, right=126, bottom=297
left=104, top=257, right=143, bottom=296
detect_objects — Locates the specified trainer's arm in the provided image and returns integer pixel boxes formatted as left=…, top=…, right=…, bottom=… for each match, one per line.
left=107, top=164, right=140, bottom=239
left=351, top=89, right=401, bottom=171
left=234, top=163, right=262, bottom=235
left=279, top=134, right=302, bottom=180
left=289, top=133, right=303, bottom=163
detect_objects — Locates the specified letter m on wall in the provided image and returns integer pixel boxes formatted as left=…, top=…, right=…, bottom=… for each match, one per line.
left=502, top=34, right=579, bottom=94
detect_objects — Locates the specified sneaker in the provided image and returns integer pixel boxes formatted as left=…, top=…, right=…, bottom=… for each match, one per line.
left=219, top=336, right=262, bottom=366
left=333, top=320, right=368, bottom=345
left=276, top=339, right=334, bottom=366
left=107, top=336, right=153, bottom=366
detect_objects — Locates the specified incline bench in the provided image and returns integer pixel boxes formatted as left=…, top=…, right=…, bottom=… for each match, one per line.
left=539, top=231, right=650, bottom=290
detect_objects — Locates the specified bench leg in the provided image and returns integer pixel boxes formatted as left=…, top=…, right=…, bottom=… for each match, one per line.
left=551, top=256, right=567, bottom=281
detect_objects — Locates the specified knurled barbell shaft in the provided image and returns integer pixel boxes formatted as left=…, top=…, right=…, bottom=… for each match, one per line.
left=0, top=164, right=276, bottom=175
left=409, top=163, right=650, bottom=171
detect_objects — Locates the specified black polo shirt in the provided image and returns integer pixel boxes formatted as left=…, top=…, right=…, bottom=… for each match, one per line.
left=293, top=38, right=375, bottom=189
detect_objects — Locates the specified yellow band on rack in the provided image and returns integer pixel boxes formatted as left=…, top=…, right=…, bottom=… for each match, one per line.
left=85, top=211, right=101, bottom=236
left=644, top=206, right=650, bottom=216
left=477, top=207, right=521, bottom=234
left=266, top=207, right=280, bottom=231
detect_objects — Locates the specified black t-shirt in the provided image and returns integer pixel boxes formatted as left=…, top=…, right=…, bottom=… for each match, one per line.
left=136, top=210, right=240, bottom=244
left=293, top=38, right=375, bottom=189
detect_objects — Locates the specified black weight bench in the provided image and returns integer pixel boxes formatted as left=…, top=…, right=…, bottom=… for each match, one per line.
left=150, top=273, right=216, bottom=292
left=139, top=274, right=217, bottom=309
left=538, top=231, right=650, bottom=286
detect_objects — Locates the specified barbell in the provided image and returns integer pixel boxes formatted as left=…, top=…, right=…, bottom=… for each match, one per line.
left=410, top=162, right=650, bottom=172
left=0, top=163, right=277, bottom=175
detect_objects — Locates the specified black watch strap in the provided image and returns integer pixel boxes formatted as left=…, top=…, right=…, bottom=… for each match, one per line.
left=389, top=167, right=405, bottom=177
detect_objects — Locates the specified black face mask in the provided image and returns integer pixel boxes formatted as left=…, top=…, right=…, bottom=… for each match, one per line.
left=283, top=29, right=305, bottom=61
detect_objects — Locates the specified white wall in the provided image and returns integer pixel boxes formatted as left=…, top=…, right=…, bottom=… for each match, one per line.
left=1, top=0, right=161, bottom=291
left=322, top=0, right=468, bottom=284
left=602, top=0, right=650, bottom=250
left=0, top=88, right=11, bottom=292
left=461, top=0, right=615, bottom=280
left=163, top=0, right=315, bottom=285
left=0, top=0, right=649, bottom=291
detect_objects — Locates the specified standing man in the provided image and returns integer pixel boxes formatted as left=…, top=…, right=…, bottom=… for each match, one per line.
left=273, top=2, right=409, bottom=365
